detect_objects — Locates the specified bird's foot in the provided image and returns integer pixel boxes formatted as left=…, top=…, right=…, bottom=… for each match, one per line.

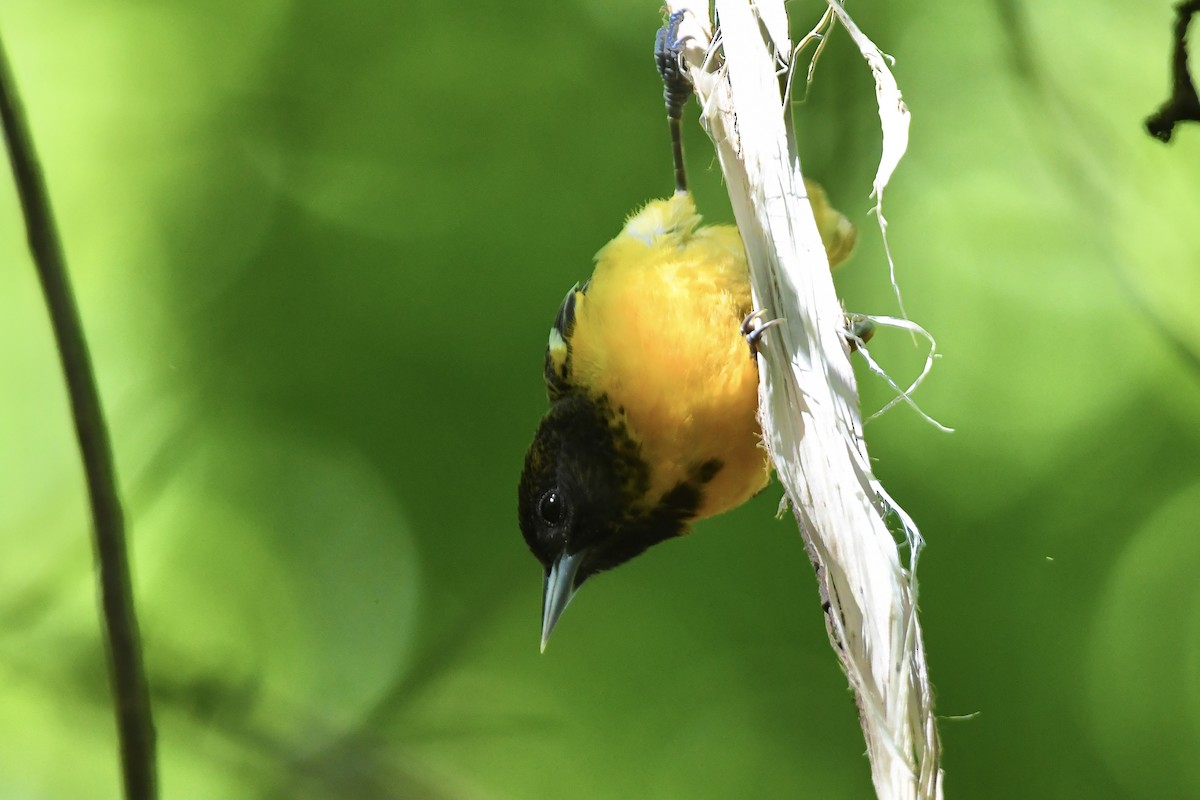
left=844, top=316, right=876, bottom=353
left=741, top=309, right=782, bottom=358
left=655, top=11, right=694, bottom=121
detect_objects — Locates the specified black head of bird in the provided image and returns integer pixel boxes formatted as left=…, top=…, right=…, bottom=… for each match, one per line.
left=519, top=391, right=699, bottom=651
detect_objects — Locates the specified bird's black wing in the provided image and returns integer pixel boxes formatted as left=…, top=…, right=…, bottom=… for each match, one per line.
left=544, top=280, right=589, bottom=401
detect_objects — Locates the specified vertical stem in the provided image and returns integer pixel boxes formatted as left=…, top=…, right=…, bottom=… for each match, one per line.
left=0, top=33, right=157, bottom=800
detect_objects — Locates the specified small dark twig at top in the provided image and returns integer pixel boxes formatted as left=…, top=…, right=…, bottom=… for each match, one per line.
left=1146, top=0, right=1200, bottom=142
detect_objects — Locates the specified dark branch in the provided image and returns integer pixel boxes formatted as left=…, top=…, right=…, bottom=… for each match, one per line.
left=0, top=35, right=157, bottom=800
left=1146, top=0, right=1200, bottom=142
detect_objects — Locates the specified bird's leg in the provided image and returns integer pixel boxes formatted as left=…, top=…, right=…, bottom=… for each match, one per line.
left=655, top=11, right=694, bottom=194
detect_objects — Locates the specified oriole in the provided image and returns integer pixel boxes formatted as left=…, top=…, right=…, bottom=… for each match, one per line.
left=519, top=14, right=858, bottom=649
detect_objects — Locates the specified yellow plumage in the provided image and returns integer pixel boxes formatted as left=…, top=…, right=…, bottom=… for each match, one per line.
left=569, top=193, right=768, bottom=521
left=519, top=185, right=855, bottom=648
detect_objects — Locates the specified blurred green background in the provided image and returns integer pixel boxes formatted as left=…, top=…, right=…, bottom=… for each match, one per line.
left=2, top=0, right=1199, bottom=797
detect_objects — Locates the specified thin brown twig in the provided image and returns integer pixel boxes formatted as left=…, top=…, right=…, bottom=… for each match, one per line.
left=1146, top=0, right=1200, bottom=142
left=0, top=33, right=157, bottom=800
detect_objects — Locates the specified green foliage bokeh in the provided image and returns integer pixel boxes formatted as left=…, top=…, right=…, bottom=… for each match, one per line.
left=2, top=1, right=1199, bottom=798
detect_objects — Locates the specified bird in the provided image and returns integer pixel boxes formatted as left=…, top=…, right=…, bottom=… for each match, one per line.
left=519, top=13, right=859, bottom=651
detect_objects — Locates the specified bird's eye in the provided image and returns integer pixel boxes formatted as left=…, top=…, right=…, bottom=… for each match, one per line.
left=538, top=489, right=565, bottom=526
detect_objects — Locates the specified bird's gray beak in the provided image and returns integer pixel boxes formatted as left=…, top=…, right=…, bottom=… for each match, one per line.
left=541, top=550, right=585, bottom=652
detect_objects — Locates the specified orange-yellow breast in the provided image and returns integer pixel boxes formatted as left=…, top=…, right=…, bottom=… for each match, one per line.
left=568, top=193, right=770, bottom=521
